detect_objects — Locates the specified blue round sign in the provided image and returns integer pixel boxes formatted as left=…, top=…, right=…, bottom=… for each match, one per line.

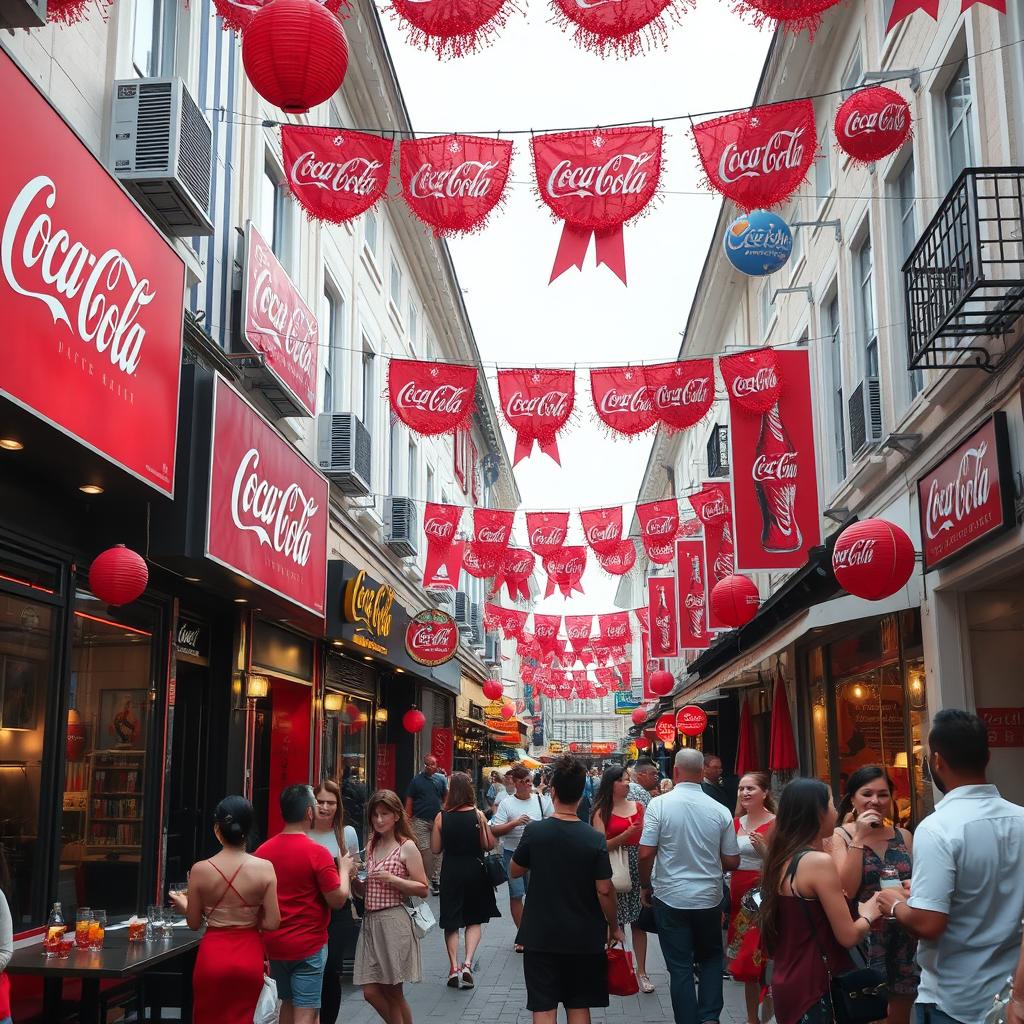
left=723, top=210, right=793, bottom=277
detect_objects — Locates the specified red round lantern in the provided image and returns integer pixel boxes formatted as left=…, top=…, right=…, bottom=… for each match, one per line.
left=402, top=708, right=426, bottom=734
left=649, top=669, right=675, bottom=697
left=631, top=707, right=648, bottom=726
left=832, top=519, right=916, bottom=601
left=482, top=679, right=503, bottom=701
left=500, top=702, right=515, bottom=721
left=834, top=87, right=911, bottom=165
left=710, top=574, right=761, bottom=629
left=242, top=0, right=350, bottom=115
left=88, top=545, right=149, bottom=606
left=634, top=736, right=650, bottom=750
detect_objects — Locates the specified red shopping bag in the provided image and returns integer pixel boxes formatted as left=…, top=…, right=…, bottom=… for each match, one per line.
left=606, top=942, right=640, bottom=997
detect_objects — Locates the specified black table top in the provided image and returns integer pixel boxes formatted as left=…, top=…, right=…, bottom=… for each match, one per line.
left=7, top=924, right=201, bottom=980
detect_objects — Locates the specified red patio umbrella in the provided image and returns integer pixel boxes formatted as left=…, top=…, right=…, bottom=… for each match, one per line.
left=735, top=697, right=757, bottom=776
left=769, top=668, right=799, bottom=772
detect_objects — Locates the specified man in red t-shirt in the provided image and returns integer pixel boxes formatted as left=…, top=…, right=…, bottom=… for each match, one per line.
left=256, top=784, right=352, bottom=1024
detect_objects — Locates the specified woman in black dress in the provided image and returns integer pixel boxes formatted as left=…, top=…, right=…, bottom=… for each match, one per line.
left=431, top=771, right=500, bottom=989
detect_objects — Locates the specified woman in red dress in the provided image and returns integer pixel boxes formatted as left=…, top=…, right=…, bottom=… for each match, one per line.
left=169, top=797, right=280, bottom=1024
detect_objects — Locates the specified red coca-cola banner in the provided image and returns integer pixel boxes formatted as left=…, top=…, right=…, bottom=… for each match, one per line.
left=580, top=506, right=624, bottom=555
left=533, top=614, right=562, bottom=655
left=533, top=126, right=663, bottom=285
left=591, top=366, right=659, bottom=436
left=722, top=348, right=820, bottom=571
left=645, top=359, right=716, bottom=431
left=207, top=376, right=328, bottom=617
left=424, top=539, right=465, bottom=590
left=886, top=0, right=939, bottom=32
left=732, top=0, right=841, bottom=31
left=693, top=99, right=816, bottom=211
left=565, top=614, right=594, bottom=653
left=527, top=512, right=569, bottom=556
left=280, top=127, right=392, bottom=226
left=833, top=87, right=912, bottom=166
left=676, top=539, right=712, bottom=650
left=498, top=368, right=575, bottom=465
left=214, top=0, right=348, bottom=32
left=242, top=222, right=318, bottom=417
left=634, top=606, right=650, bottom=634
left=493, top=546, right=535, bottom=601
left=596, top=539, right=638, bottom=575
left=0, top=47, right=185, bottom=496
left=462, top=542, right=500, bottom=578
left=637, top=499, right=680, bottom=560
left=640, top=630, right=660, bottom=700
left=691, top=482, right=735, bottom=631
left=648, top=576, right=678, bottom=658
left=485, top=602, right=528, bottom=639
left=423, top=502, right=463, bottom=590
left=917, top=413, right=1014, bottom=572
left=544, top=545, right=588, bottom=598
left=550, top=0, right=680, bottom=57
left=474, top=508, right=515, bottom=555
left=389, top=358, right=476, bottom=436
left=406, top=609, right=459, bottom=666
left=388, top=0, right=517, bottom=57
left=598, top=611, right=632, bottom=647
left=400, top=135, right=513, bottom=236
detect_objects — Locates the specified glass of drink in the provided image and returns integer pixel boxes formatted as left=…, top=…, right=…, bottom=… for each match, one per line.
left=57, top=939, right=74, bottom=960
left=879, top=866, right=902, bottom=890
left=146, top=906, right=160, bottom=942
left=127, top=916, right=146, bottom=943
left=75, top=908, right=92, bottom=949
left=89, top=910, right=106, bottom=950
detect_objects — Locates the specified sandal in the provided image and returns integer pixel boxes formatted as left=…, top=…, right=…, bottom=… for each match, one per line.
left=514, top=943, right=524, bottom=953
left=640, top=974, right=655, bottom=994
left=447, top=969, right=461, bottom=988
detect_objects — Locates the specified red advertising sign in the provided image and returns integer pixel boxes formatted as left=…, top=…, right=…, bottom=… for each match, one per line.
left=206, top=376, right=329, bottom=617
left=405, top=609, right=459, bottom=666
left=648, top=576, right=679, bottom=658
left=0, top=47, right=185, bottom=495
left=917, top=413, right=1014, bottom=572
left=722, top=348, right=821, bottom=571
left=655, top=712, right=677, bottom=744
left=691, top=482, right=736, bottom=631
left=640, top=629, right=660, bottom=701
left=430, top=727, right=454, bottom=775
left=977, top=707, right=1024, bottom=748
left=677, top=539, right=713, bottom=650
left=376, top=742, right=397, bottom=790
left=242, top=222, right=318, bottom=416
left=677, top=704, right=708, bottom=736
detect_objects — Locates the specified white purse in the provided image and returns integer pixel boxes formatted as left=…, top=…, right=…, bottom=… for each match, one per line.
left=405, top=896, right=436, bottom=938
left=253, top=972, right=279, bottom=1024
left=609, top=846, right=633, bottom=893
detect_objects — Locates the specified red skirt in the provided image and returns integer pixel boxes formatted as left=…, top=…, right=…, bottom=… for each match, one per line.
left=193, top=927, right=266, bottom=1024
left=727, top=869, right=760, bottom=945
left=727, top=869, right=765, bottom=985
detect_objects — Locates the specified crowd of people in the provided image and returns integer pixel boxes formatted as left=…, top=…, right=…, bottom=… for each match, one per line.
left=139, top=706, right=1024, bottom=1024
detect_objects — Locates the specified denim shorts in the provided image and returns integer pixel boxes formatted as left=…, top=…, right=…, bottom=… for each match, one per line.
left=270, top=944, right=328, bottom=1008
left=504, top=847, right=529, bottom=899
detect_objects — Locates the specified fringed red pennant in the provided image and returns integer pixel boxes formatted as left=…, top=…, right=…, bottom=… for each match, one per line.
left=596, top=539, right=638, bottom=575
left=280, top=127, right=391, bottom=227
left=693, top=99, right=816, bottom=211
left=549, top=0, right=686, bottom=57
left=527, top=512, right=569, bottom=556
left=637, top=499, right=680, bottom=561
left=634, top=606, right=650, bottom=634
left=646, top=359, right=715, bottom=431
left=565, top=615, right=594, bottom=654
left=543, top=546, right=588, bottom=598
left=400, top=135, right=513, bottom=236
left=719, top=348, right=782, bottom=415
left=534, top=126, right=663, bottom=285
left=485, top=602, right=529, bottom=639
left=580, top=507, right=624, bottom=555
left=214, top=0, right=348, bottom=31
left=533, top=614, right=562, bottom=656
left=647, top=540, right=676, bottom=565
left=493, top=547, right=535, bottom=601
left=389, top=358, right=476, bottom=436
left=834, top=87, right=912, bottom=165
left=590, top=366, right=658, bottom=436
left=688, top=485, right=731, bottom=528
left=422, top=502, right=463, bottom=589
left=473, top=508, right=515, bottom=555
left=598, top=611, right=632, bottom=646
left=48, top=0, right=113, bottom=24
left=386, top=0, right=519, bottom=57
left=731, top=0, right=841, bottom=33
left=462, top=543, right=500, bottom=579
left=886, top=0, right=939, bottom=31
left=498, top=368, right=575, bottom=465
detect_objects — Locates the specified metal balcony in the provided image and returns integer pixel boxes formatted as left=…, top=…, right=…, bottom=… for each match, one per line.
left=903, top=167, right=1024, bottom=372
left=707, top=424, right=729, bottom=478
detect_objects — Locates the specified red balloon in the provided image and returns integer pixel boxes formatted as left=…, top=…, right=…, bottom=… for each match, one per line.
left=834, top=87, right=911, bottom=165
left=242, top=0, right=349, bottom=115
left=500, top=702, right=515, bottom=721
left=89, top=545, right=149, bottom=606
left=482, top=679, right=503, bottom=701
left=832, top=519, right=916, bottom=601
left=710, top=574, right=760, bottom=629
left=402, top=708, right=426, bottom=734
left=634, top=736, right=650, bottom=750
left=631, top=707, right=648, bottom=726
left=649, top=669, right=675, bottom=697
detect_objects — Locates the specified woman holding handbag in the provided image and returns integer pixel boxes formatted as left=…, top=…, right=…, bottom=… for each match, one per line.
left=431, top=771, right=501, bottom=989
left=591, top=766, right=653, bottom=994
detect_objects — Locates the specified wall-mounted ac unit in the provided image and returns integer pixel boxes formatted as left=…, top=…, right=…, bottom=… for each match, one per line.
left=454, top=592, right=473, bottom=634
left=484, top=633, right=500, bottom=666
left=109, top=78, right=213, bottom=237
left=848, top=377, right=883, bottom=459
left=317, top=414, right=371, bottom=495
left=384, top=497, right=418, bottom=558
left=0, top=0, right=45, bottom=29
left=432, top=589, right=454, bottom=610
left=470, top=602, right=484, bottom=648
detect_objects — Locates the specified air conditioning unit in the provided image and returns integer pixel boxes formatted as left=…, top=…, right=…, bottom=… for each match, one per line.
left=0, top=0, right=45, bottom=29
left=432, top=589, right=454, bottom=610
left=484, top=632, right=500, bottom=666
left=317, top=414, right=372, bottom=495
left=454, top=592, right=473, bottom=634
left=384, top=497, right=418, bottom=558
left=848, top=377, right=883, bottom=459
left=109, top=78, right=214, bottom=237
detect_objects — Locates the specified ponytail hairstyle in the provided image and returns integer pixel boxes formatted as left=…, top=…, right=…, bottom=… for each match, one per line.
left=215, top=795, right=254, bottom=849
left=836, top=765, right=895, bottom=825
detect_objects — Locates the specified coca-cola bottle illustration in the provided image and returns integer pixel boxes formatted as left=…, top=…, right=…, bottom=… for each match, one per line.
left=686, top=556, right=706, bottom=640
left=753, top=403, right=802, bottom=553
left=654, top=586, right=672, bottom=652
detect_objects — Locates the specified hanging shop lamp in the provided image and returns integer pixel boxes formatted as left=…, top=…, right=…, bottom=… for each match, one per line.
left=500, top=702, right=516, bottom=721
left=88, top=545, right=149, bottom=606
left=709, top=574, right=761, bottom=629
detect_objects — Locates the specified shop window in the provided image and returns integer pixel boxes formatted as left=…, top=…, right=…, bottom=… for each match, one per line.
left=807, top=646, right=831, bottom=785
left=323, top=690, right=371, bottom=849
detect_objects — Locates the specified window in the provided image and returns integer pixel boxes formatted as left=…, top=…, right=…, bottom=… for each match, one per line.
left=388, top=415, right=401, bottom=495
left=761, top=284, right=774, bottom=336
left=261, top=163, right=289, bottom=268
left=321, top=286, right=344, bottom=414
left=826, top=295, right=847, bottom=482
left=389, top=252, right=403, bottom=311
left=409, top=302, right=419, bottom=349
left=364, top=210, right=379, bottom=259
left=408, top=441, right=417, bottom=498
left=841, top=45, right=863, bottom=97
left=895, top=159, right=924, bottom=399
left=426, top=468, right=435, bottom=506
left=945, top=61, right=975, bottom=183
left=361, top=348, right=375, bottom=426
left=132, top=0, right=175, bottom=78
left=814, top=115, right=832, bottom=202
left=855, top=234, right=879, bottom=377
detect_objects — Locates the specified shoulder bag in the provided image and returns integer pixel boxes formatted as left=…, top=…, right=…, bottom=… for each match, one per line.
left=405, top=896, right=436, bottom=939
left=609, top=845, right=632, bottom=893
left=477, top=808, right=508, bottom=888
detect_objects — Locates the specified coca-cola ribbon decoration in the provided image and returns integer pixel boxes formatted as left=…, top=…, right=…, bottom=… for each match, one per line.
left=565, top=614, right=594, bottom=655
left=473, top=508, right=515, bottom=556
left=400, top=135, right=513, bottom=236
left=834, top=87, right=912, bottom=165
left=386, top=0, right=518, bottom=57
left=693, top=99, right=816, bottom=211
left=485, top=602, right=529, bottom=639
left=677, top=539, right=713, bottom=650
left=389, top=358, right=476, bottom=436
left=280, top=127, right=392, bottom=226
left=533, top=613, right=562, bottom=656
left=214, top=0, right=348, bottom=32
left=493, top=547, right=535, bottom=601
left=549, top=0, right=683, bottom=57
left=498, top=368, right=575, bottom=465
left=580, top=506, right=624, bottom=556
left=422, top=502, right=464, bottom=587
left=527, top=511, right=569, bottom=556
left=598, top=611, right=632, bottom=647
left=463, top=542, right=500, bottom=579
left=597, top=539, right=638, bottom=575
left=645, top=359, right=716, bottom=431
left=533, top=126, right=663, bottom=285
left=590, top=366, right=658, bottom=436
left=543, top=545, right=588, bottom=598
left=637, top=499, right=680, bottom=561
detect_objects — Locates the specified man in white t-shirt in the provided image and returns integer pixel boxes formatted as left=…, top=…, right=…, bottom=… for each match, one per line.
left=489, top=765, right=554, bottom=945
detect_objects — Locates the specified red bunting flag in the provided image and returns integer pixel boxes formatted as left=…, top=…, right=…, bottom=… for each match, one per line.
left=886, top=0, right=939, bottom=31
left=636, top=499, right=680, bottom=559
left=580, top=506, right=624, bottom=556
left=719, top=347, right=781, bottom=414
left=473, top=508, right=515, bottom=556
left=463, top=543, right=500, bottom=579
left=549, top=0, right=684, bottom=57
left=533, top=614, right=562, bottom=655
left=645, top=359, right=716, bottom=431
left=386, top=0, right=519, bottom=57
left=400, top=135, right=513, bottom=236
left=731, top=0, right=841, bottom=31
left=280, top=127, right=392, bottom=227
left=526, top=512, right=569, bottom=556
left=215, top=0, right=347, bottom=32
left=485, top=602, right=528, bottom=639
left=543, top=545, right=588, bottom=598
left=534, top=126, right=663, bottom=285
left=598, top=611, right=632, bottom=647
left=565, top=615, right=594, bottom=654
left=596, top=540, right=637, bottom=576
left=389, top=359, right=476, bottom=436
left=634, top=606, right=650, bottom=634
left=834, top=87, right=912, bottom=166
left=693, top=99, right=816, bottom=211
left=690, top=482, right=735, bottom=631
left=677, top=539, right=713, bottom=650
left=960, top=0, right=1005, bottom=11
left=424, top=539, right=465, bottom=590
left=422, top=502, right=464, bottom=589
left=493, top=547, right=535, bottom=602
left=648, top=575, right=679, bottom=658
left=498, top=368, right=575, bottom=466
left=590, top=366, right=659, bottom=436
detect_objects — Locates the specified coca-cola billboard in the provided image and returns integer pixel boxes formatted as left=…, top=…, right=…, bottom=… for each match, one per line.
left=207, top=375, right=328, bottom=617
left=648, top=576, right=678, bottom=658
left=690, top=482, right=736, bottom=631
left=676, top=539, right=713, bottom=650
left=917, top=413, right=1014, bottom=572
left=241, top=222, right=318, bottom=417
left=0, top=46, right=185, bottom=496
left=405, top=609, right=459, bottom=667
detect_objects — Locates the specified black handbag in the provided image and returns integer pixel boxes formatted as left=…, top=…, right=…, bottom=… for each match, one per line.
left=484, top=851, right=508, bottom=887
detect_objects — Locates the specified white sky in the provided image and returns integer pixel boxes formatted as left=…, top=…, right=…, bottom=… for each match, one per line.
left=381, top=3, right=771, bottom=617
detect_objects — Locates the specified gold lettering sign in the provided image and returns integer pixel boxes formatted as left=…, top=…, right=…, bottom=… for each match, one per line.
left=343, top=570, right=395, bottom=647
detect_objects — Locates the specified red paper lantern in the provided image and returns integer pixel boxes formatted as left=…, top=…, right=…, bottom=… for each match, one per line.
left=630, top=707, right=648, bottom=726
left=648, top=669, right=675, bottom=697
left=832, top=519, right=916, bottom=601
left=483, top=679, right=503, bottom=701
left=242, top=0, right=349, bottom=115
left=834, top=87, right=912, bottom=166
left=710, top=574, right=761, bottom=629
left=634, top=736, right=650, bottom=750
left=402, top=708, right=427, bottom=734
left=88, top=545, right=149, bottom=606
left=500, top=702, right=515, bottom=721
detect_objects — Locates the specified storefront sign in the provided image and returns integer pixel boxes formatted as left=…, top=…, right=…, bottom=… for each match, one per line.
left=917, top=413, right=1014, bottom=572
left=977, top=707, right=1024, bottom=748
left=0, top=47, right=185, bottom=495
left=241, top=221, right=318, bottom=416
left=655, top=713, right=677, bottom=744
left=174, top=617, right=209, bottom=665
left=548, top=741, right=565, bottom=754
left=431, top=727, right=454, bottom=774
left=614, top=691, right=641, bottom=714
left=677, top=705, right=708, bottom=736
left=343, top=570, right=396, bottom=655
left=206, top=376, right=328, bottom=617
left=406, top=609, right=459, bottom=666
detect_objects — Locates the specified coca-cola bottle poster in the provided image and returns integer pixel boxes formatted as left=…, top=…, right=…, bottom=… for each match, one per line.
left=689, top=482, right=736, bottom=631
left=676, top=539, right=713, bottom=650
left=647, top=576, right=679, bottom=658
left=721, top=348, right=821, bottom=572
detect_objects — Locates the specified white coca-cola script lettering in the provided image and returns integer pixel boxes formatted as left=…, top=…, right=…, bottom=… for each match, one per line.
left=409, top=625, right=455, bottom=650
left=653, top=378, right=710, bottom=408
left=396, top=382, right=468, bottom=414
left=547, top=152, right=652, bottom=199
left=249, top=244, right=316, bottom=376
left=599, top=387, right=654, bottom=416
left=409, top=160, right=499, bottom=200
left=504, top=391, right=570, bottom=420
left=425, top=518, right=455, bottom=542
left=731, top=367, right=779, bottom=399
left=530, top=528, right=565, bottom=547
left=717, top=129, right=805, bottom=185
left=842, top=104, right=906, bottom=139
left=290, top=152, right=385, bottom=195
left=643, top=514, right=676, bottom=537
left=925, top=442, right=992, bottom=540
left=477, top=526, right=509, bottom=544
left=587, top=522, right=619, bottom=544
left=834, top=538, right=877, bottom=568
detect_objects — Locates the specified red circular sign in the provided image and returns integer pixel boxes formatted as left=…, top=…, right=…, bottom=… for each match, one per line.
left=405, top=609, right=459, bottom=667
left=654, top=713, right=677, bottom=744
left=676, top=705, right=708, bottom=737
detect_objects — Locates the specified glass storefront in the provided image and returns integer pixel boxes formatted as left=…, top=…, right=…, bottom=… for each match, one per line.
left=323, top=689, right=371, bottom=847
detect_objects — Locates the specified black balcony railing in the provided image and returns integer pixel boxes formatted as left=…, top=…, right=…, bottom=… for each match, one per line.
left=903, top=168, right=1024, bottom=372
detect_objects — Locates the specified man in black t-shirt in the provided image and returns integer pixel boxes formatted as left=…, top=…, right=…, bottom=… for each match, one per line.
left=512, top=755, right=624, bottom=1020
left=405, top=755, right=448, bottom=894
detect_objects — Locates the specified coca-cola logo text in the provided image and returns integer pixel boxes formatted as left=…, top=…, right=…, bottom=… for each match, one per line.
left=530, top=528, right=565, bottom=548
left=833, top=538, right=877, bottom=568
left=731, top=367, right=778, bottom=399
left=425, top=517, right=456, bottom=542
left=753, top=452, right=798, bottom=481
left=546, top=152, right=652, bottom=199
left=925, top=442, right=991, bottom=541
left=717, top=129, right=805, bottom=185
left=396, top=382, right=468, bottom=414
left=504, top=390, right=570, bottom=420
left=289, top=152, right=385, bottom=195
left=344, top=570, right=395, bottom=639
left=477, top=525, right=510, bottom=544
left=643, top=515, right=676, bottom=537
left=599, top=386, right=653, bottom=416
left=587, top=522, right=619, bottom=544
left=249, top=243, right=316, bottom=376
left=409, top=160, right=499, bottom=200
left=653, top=378, right=710, bottom=408
left=842, top=104, right=907, bottom=139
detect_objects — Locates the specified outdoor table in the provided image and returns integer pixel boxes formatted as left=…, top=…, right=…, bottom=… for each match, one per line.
left=6, top=922, right=200, bottom=1024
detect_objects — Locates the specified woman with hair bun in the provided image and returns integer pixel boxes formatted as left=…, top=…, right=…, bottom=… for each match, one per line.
left=169, top=795, right=280, bottom=1024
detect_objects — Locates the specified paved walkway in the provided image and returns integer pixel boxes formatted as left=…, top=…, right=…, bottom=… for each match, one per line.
left=338, top=892, right=750, bottom=1024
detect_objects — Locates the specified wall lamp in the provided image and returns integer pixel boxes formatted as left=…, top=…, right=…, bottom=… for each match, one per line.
left=246, top=673, right=270, bottom=700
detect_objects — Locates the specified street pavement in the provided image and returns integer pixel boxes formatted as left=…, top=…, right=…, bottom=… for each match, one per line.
left=337, top=893, right=750, bottom=1024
